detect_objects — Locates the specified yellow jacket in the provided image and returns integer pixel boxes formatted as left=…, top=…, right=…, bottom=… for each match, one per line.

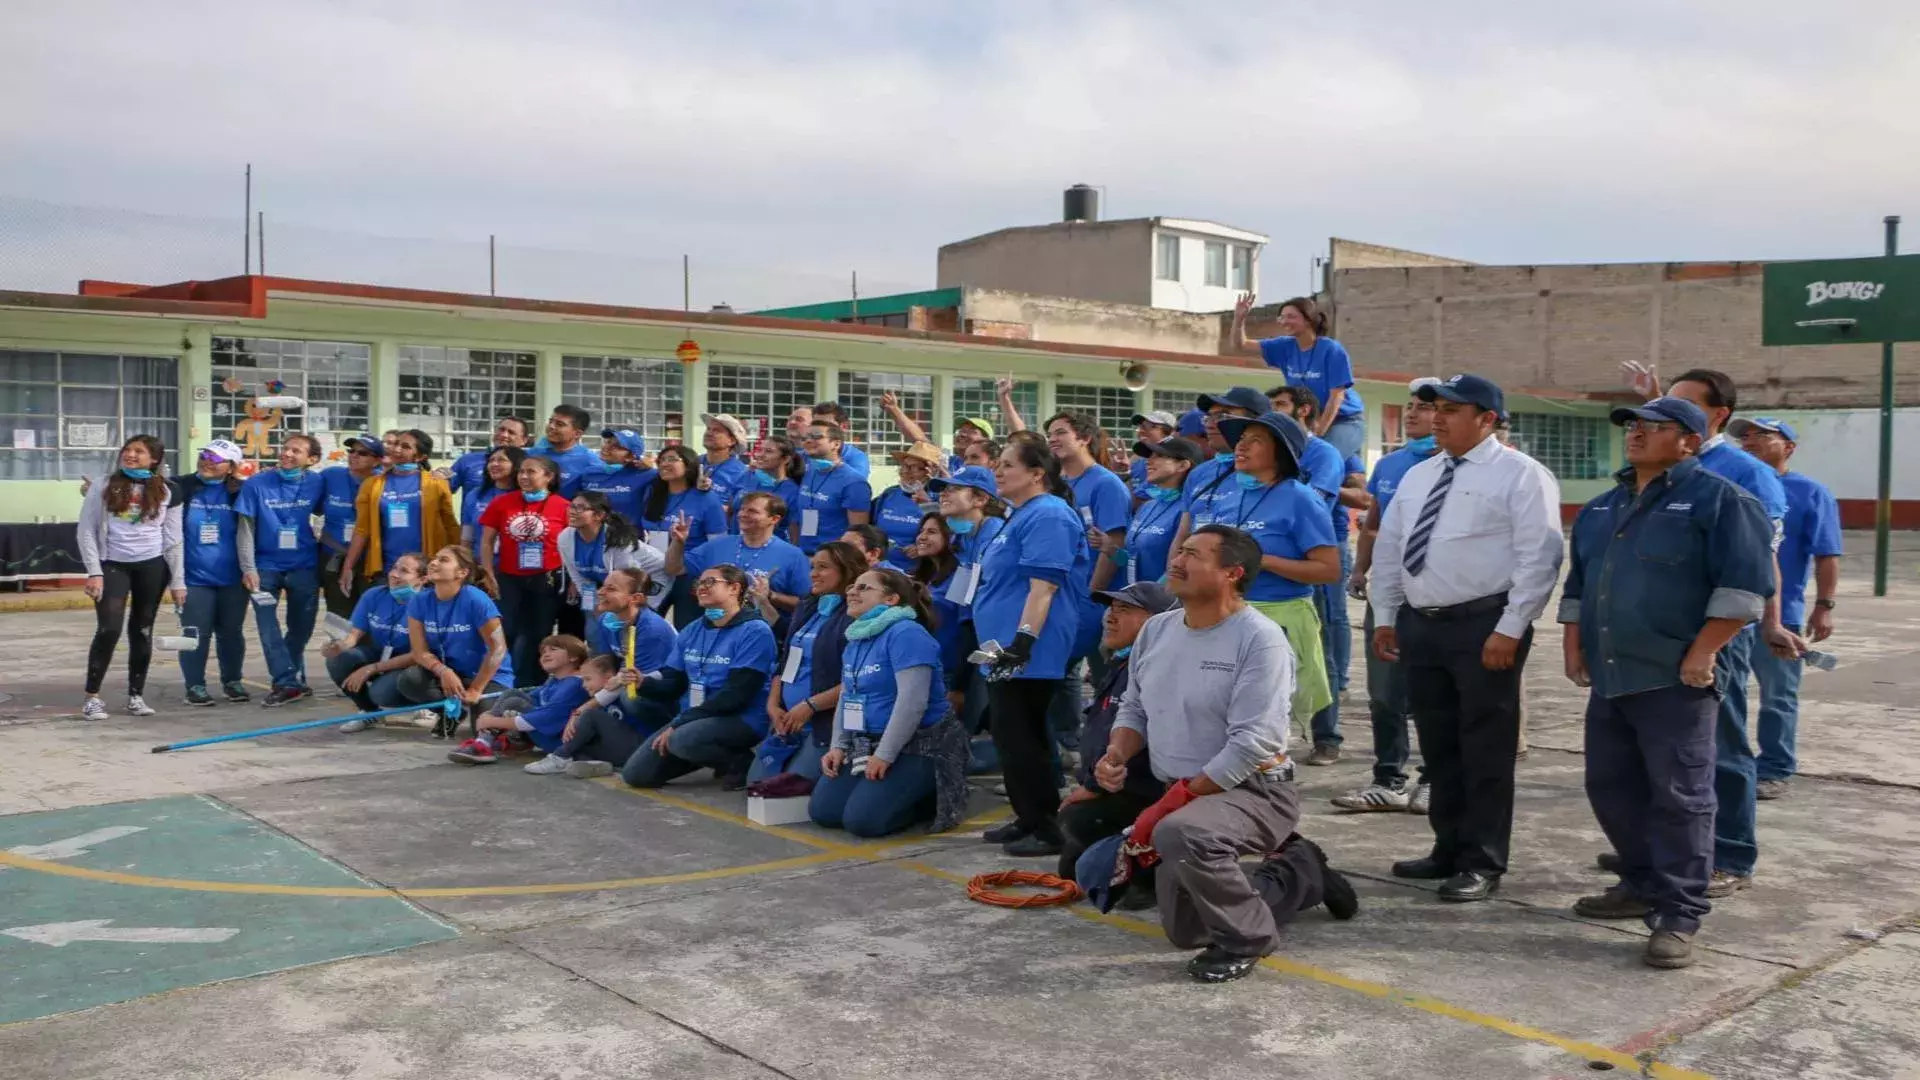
left=352, top=470, right=459, bottom=579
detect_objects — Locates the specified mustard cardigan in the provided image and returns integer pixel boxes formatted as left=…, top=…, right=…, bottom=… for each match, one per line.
left=351, top=471, right=460, bottom=579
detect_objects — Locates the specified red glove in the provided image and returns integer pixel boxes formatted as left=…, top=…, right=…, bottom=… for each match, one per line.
left=1128, top=779, right=1197, bottom=854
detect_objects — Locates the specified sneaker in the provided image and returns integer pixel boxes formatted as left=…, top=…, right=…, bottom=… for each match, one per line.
left=1297, top=838, right=1359, bottom=920
left=523, top=754, right=573, bottom=776
left=339, top=718, right=373, bottom=733
left=1304, top=742, right=1341, bottom=766
left=221, top=681, right=251, bottom=703
left=184, top=686, right=216, bottom=707
left=1407, top=783, right=1431, bottom=816
left=1186, top=944, right=1261, bottom=984
left=1706, top=870, right=1753, bottom=898
left=565, top=759, right=614, bottom=779
left=1756, top=778, right=1791, bottom=800
left=448, top=738, right=497, bottom=765
left=1644, top=929, right=1695, bottom=969
left=1331, top=783, right=1410, bottom=812
left=412, top=708, right=444, bottom=729
left=81, top=696, right=109, bottom=721
left=125, top=695, right=155, bottom=717
left=1573, top=884, right=1651, bottom=920
left=261, top=686, right=309, bottom=708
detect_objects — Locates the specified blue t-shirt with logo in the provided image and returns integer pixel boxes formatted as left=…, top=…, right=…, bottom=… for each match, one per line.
left=794, top=463, right=873, bottom=554
left=871, top=486, right=929, bottom=569
left=536, top=442, right=606, bottom=499
left=590, top=607, right=678, bottom=673
left=1258, top=336, right=1364, bottom=419
left=1298, top=435, right=1345, bottom=508
left=1123, top=492, right=1184, bottom=586
left=447, top=449, right=493, bottom=522
left=467, top=486, right=510, bottom=561
left=1224, top=478, right=1338, bottom=602
left=378, top=471, right=425, bottom=572
left=729, top=472, right=802, bottom=530
left=683, top=534, right=811, bottom=602
left=350, top=585, right=414, bottom=653
left=971, top=494, right=1087, bottom=681
left=639, top=487, right=729, bottom=551
left=237, top=470, right=324, bottom=573
left=182, top=479, right=243, bottom=588
left=581, top=464, right=656, bottom=529
left=1777, top=471, right=1843, bottom=628
left=406, top=584, right=513, bottom=686
left=318, top=467, right=366, bottom=550
left=703, top=454, right=750, bottom=513
left=1183, top=455, right=1241, bottom=528
left=1367, top=444, right=1438, bottom=515
left=948, top=515, right=1006, bottom=624
left=1698, top=439, right=1789, bottom=527
left=778, top=605, right=835, bottom=711
left=839, top=617, right=951, bottom=735
left=668, top=616, right=778, bottom=734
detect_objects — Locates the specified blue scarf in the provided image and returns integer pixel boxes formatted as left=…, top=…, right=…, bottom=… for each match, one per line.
left=844, top=603, right=916, bottom=640
left=120, top=466, right=153, bottom=480
left=816, top=594, right=843, bottom=614
left=1145, top=485, right=1181, bottom=502
left=1404, top=435, right=1438, bottom=455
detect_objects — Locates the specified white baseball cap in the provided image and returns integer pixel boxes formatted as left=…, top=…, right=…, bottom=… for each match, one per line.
left=200, top=439, right=244, bottom=464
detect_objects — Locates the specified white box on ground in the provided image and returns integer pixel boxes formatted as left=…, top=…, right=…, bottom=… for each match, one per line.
left=748, top=796, right=811, bottom=826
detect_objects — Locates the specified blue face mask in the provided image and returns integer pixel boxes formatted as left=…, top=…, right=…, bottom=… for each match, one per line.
left=753, top=468, right=781, bottom=486
left=119, top=466, right=153, bottom=480
left=392, top=462, right=420, bottom=473
left=1234, top=470, right=1267, bottom=490
left=389, top=585, right=418, bottom=603
left=277, top=467, right=307, bottom=482
left=1213, top=452, right=1234, bottom=464
left=945, top=516, right=976, bottom=535
left=599, top=611, right=627, bottom=631
left=1111, top=645, right=1133, bottom=660
left=854, top=604, right=890, bottom=624
left=808, top=457, right=834, bottom=472
left=1146, top=485, right=1182, bottom=502
left=703, top=606, right=728, bottom=623
left=524, top=490, right=549, bottom=502
left=1404, top=434, right=1438, bottom=455
left=817, top=594, right=842, bottom=614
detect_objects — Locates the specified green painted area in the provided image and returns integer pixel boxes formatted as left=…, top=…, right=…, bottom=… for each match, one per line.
left=1762, top=254, right=1920, bottom=346
left=751, top=287, right=962, bottom=321
left=0, top=795, right=455, bottom=1025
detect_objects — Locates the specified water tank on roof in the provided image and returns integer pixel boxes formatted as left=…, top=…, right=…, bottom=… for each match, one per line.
left=1063, top=184, right=1099, bottom=223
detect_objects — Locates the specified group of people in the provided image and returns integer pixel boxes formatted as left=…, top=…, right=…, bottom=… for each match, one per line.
left=73, top=293, right=1842, bottom=979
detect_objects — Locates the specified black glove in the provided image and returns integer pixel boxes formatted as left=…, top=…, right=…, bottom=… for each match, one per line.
left=987, top=631, right=1037, bottom=682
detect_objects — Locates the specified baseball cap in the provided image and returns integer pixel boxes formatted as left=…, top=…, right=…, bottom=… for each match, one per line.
left=1727, top=416, right=1798, bottom=442
left=926, top=464, right=998, bottom=497
left=1093, top=581, right=1178, bottom=615
left=1074, top=831, right=1133, bottom=915
left=1612, top=397, right=1709, bottom=439
left=1408, top=376, right=1443, bottom=395
left=199, top=439, right=244, bottom=464
left=1132, top=437, right=1202, bottom=465
left=1130, top=410, right=1178, bottom=431
left=1196, top=387, right=1273, bottom=416
left=1217, top=412, right=1309, bottom=472
left=1176, top=408, right=1207, bottom=438
left=343, top=434, right=385, bottom=458
left=958, top=416, right=996, bottom=440
left=699, top=413, right=749, bottom=445
left=1416, top=373, right=1506, bottom=419
left=600, top=427, right=647, bottom=458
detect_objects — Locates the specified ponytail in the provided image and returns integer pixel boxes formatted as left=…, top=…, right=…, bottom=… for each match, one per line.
left=438, top=544, right=498, bottom=599
left=871, top=567, right=938, bottom=633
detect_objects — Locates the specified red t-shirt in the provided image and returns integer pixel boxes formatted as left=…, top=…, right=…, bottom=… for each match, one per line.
left=479, top=491, right=570, bottom=575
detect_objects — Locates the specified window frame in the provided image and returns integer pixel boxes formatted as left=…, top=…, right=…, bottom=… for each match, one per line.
left=1154, top=233, right=1181, bottom=282
left=561, top=354, right=687, bottom=450
left=395, top=345, right=539, bottom=463
left=0, top=350, right=181, bottom=481
left=1204, top=241, right=1228, bottom=287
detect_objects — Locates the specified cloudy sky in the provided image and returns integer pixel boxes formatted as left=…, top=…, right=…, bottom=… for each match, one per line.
left=3, top=1, right=1916, bottom=308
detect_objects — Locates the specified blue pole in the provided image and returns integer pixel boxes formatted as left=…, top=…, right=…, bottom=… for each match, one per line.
left=150, top=699, right=460, bottom=754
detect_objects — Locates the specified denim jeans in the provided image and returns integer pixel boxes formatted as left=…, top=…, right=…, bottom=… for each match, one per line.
left=253, top=566, right=320, bottom=689
left=1712, top=625, right=1759, bottom=876
left=1324, top=414, right=1365, bottom=460
left=1308, top=543, right=1353, bottom=747
left=1750, top=623, right=1804, bottom=782
left=621, top=714, right=760, bottom=788
left=325, top=641, right=386, bottom=712
left=179, top=583, right=249, bottom=690
left=808, top=753, right=938, bottom=838
left=1363, top=607, right=1425, bottom=788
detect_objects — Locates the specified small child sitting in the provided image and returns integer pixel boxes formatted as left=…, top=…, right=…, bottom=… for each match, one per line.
left=523, top=652, right=645, bottom=778
left=448, top=635, right=591, bottom=765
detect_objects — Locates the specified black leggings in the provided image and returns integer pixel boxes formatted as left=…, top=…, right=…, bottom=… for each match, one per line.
left=988, top=677, right=1065, bottom=833
left=87, top=557, right=171, bottom=695
left=496, top=569, right=563, bottom=688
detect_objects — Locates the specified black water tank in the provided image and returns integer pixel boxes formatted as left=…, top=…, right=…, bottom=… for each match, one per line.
left=1063, top=184, right=1099, bottom=223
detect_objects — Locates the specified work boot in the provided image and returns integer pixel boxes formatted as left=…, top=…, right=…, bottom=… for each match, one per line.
left=1304, top=742, right=1340, bottom=766
left=1573, top=885, right=1650, bottom=920
left=1756, top=778, right=1791, bottom=801
left=1645, top=930, right=1695, bottom=969
left=1003, top=826, right=1063, bottom=858
left=1706, top=870, right=1752, bottom=898
left=982, top=821, right=1031, bottom=845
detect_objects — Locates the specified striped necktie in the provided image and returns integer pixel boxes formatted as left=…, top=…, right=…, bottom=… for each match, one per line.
left=1403, top=457, right=1462, bottom=578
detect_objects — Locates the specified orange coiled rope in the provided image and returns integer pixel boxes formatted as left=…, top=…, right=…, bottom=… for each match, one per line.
left=966, top=870, right=1083, bottom=908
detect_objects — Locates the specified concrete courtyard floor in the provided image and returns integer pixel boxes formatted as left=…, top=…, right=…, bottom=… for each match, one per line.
left=2, top=532, right=1918, bottom=1079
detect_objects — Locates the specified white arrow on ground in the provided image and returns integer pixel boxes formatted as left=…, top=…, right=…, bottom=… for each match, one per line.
left=3, top=920, right=240, bottom=947
left=5, top=826, right=147, bottom=861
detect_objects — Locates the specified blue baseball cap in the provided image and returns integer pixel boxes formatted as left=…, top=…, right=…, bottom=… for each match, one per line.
left=1727, top=416, right=1798, bottom=443
left=600, top=427, right=647, bottom=457
left=1196, top=387, right=1272, bottom=416
left=1217, top=412, right=1309, bottom=472
left=1611, top=396, right=1709, bottom=439
left=926, top=464, right=998, bottom=497
left=1074, top=831, right=1133, bottom=914
left=1416, top=373, right=1506, bottom=420
left=1176, top=408, right=1207, bottom=437
left=343, top=434, right=385, bottom=458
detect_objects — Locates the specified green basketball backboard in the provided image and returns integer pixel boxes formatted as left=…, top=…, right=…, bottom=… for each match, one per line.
left=1762, top=254, right=1920, bottom=345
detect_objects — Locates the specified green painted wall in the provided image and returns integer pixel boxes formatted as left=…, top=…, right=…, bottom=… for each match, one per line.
left=752, top=287, right=963, bottom=321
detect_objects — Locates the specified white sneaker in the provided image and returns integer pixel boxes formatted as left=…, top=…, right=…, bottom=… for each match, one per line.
left=125, top=695, right=155, bottom=717
left=1331, top=783, right=1411, bottom=812
left=412, top=708, right=441, bottom=729
left=565, top=759, right=614, bottom=779
left=1408, top=783, right=1432, bottom=816
left=523, top=754, right=573, bottom=775
left=339, top=718, right=372, bottom=733
left=82, top=696, right=109, bottom=721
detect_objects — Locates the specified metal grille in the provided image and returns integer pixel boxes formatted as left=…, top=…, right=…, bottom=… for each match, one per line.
left=1151, top=388, right=1201, bottom=418
left=951, top=377, right=1037, bottom=438
left=396, top=346, right=537, bottom=462
left=211, top=336, right=372, bottom=464
left=0, top=350, right=179, bottom=480
left=836, top=371, right=934, bottom=454
left=1054, top=384, right=1138, bottom=440
left=705, top=363, right=818, bottom=445
left=562, top=355, right=686, bottom=448
left=1507, top=411, right=1610, bottom=481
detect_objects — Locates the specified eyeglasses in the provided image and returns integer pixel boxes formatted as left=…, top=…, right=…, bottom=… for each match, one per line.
left=693, top=577, right=727, bottom=590
left=349, top=448, right=377, bottom=457
left=1623, top=419, right=1682, bottom=434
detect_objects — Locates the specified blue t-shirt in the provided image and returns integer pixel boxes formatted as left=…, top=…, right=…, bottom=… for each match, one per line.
left=1698, top=439, right=1789, bottom=527
left=703, top=454, right=750, bottom=513
left=684, top=534, right=811, bottom=602
left=237, top=470, right=324, bottom=573
left=925, top=574, right=965, bottom=680
left=377, top=471, right=425, bottom=572
left=1123, top=492, right=1184, bottom=586
left=948, top=515, right=1006, bottom=623
left=580, top=465, right=656, bottom=530
left=669, top=616, right=778, bottom=734
left=570, top=528, right=610, bottom=590
left=871, top=486, right=929, bottom=569
left=1066, top=463, right=1132, bottom=535
left=590, top=607, right=678, bottom=673
left=1258, top=336, right=1363, bottom=419
left=839, top=617, right=951, bottom=735
left=1128, top=458, right=1151, bottom=500
left=1777, top=471, right=1843, bottom=628
left=971, top=493, right=1086, bottom=681
left=1330, top=452, right=1366, bottom=542
left=1298, top=435, right=1345, bottom=508
left=729, top=472, right=802, bottom=529
left=1225, top=478, right=1338, bottom=602
left=317, top=467, right=366, bottom=550
left=639, top=487, right=729, bottom=551
left=1183, top=455, right=1241, bottom=528
left=467, top=486, right=509, bottom=560
left=794, top=463, right=873, bottom=554
left=407, top=584, right=514, bottom=686
left=350, top=585, right=413, bottom=653
left=447, top=449, right=493, bottom=523
left=1367, top=444, right=1439, bottom=515
left=778, top=605, right=836, bottom=711
left=515, top=675, right=590, bottom=751
left=182, top=480, right=242, bottom=589
left=536, top=442, right=606, bottom=499
left=841, top=442, right=872, bottom=479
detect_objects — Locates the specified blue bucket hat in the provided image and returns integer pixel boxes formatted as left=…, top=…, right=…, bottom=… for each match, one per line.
left=1217, top=412, right=1309, bottom=473
left=926, top=464, right=998, bottom=497
left=1074, top=831, right=1134, bottom=914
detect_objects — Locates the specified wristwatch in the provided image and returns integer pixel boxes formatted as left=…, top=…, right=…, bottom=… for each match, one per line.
left=1815, top=598, right=1837, bottom=611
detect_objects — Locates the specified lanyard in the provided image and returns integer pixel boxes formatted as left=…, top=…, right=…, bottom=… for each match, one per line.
left=844, top=637, right=882, bottom=696
left=427, top=591, right=459, bottom=664
left=733, top=537, right=777, bottom=577
left=1234, top=482, right=1285, bottom=529
left=1127, top=496, right=1179, bottom=547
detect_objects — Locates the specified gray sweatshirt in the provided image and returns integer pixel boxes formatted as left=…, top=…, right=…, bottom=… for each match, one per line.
left=1114, top=606, right=1295, bottom=790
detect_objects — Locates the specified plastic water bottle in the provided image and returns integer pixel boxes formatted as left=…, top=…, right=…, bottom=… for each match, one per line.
left=1802, top=650, right=1839, bottom=671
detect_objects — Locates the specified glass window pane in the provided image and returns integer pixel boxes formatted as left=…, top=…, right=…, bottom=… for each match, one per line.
left=61, top=355, right=121, bottom=384
left=836, top=371, right=935, bottom=455
left=1204, top=242, right=1227, bottom=287
left=562, top=355, right=687, bottom=447
left=1054, top=384, right=1137, bottom=441
left=213, top=337, right=378, bottom=465
left=1508, top=412, right=1609, bottom=481
left=952, top=378, right=1036, bottom=437
left=705, top=364, right=818, bottom=447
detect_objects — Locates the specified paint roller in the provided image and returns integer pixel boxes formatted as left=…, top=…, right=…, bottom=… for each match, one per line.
left=154, top=606, right=199, bottom=653
left=253, top=395, right=307, bottom=410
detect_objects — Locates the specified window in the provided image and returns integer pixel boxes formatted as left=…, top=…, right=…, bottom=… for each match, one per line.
left=1204, top=241, right=1228, bottom=287
left=396, top=346, right=537, bottom=461
left=952, top=377, right=1037, bottom=438
left=1151, top=388, right=1199, bottom=419
left=1230, top=245, right=1252, bottom=290
left=0, top=350, right=179, bottom=480
left=211, top=337, right=372, bottom=464
left=1054, top=384, right=1138, bottom=441
left=562, top=355, right=686, bottom=448
left=1380, top=404, right=1407, bottom=454
left=705, top=363, right=818, bottom=445
left=836, top=371, right=934, bottom=455
left=1507, top=412, right=1611, bottom=481
left=1155, top=233, right=1181, bottom=281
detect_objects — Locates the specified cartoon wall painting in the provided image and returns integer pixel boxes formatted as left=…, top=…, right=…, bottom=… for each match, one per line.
left=231, top=380, right=309, bottom=461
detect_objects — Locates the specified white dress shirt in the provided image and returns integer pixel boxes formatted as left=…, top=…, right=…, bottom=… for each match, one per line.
left=1370, top=433, right=1565, bottom=640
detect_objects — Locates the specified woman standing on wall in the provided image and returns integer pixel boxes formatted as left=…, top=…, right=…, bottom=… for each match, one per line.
left=1233, top=293, right=1367, bottom=460
left=75, top=435, right=184, bottom=721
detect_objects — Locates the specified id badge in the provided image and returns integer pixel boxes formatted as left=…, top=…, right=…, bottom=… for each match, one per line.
left=1125, top=555, right=1139, bottom=586
left=278, top=526, right=299, bottom=550
left=781, top=645, right=803, bottom=683
left=841, top=696, right=866, bottom=733
left=517, top=542, right=545, bottom=570
left=644, top=529, right=670, bottom=552
left=946, top=563, right=980, bottom=606
left=380, top=645, right=394, bottom=663
left=579, top=586, right=596, bottom=612
left=386, top=500, right=410, bottom=529
left=197, top=520, right=220, bottom=545
left=688, top=683, right=707, bottom=706
left=1079, top=506, right=1094, bottom=527
left=800, top=508, right=820, bottom=537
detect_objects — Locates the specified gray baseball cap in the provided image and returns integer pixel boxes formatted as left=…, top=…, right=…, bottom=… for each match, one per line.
left=1093, top=581, right=1178, bottom=615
